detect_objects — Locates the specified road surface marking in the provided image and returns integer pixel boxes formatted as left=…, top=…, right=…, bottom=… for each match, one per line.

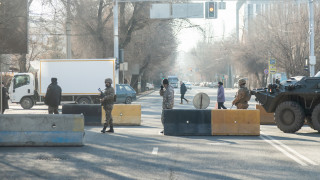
left=260, top=135, right=307, bottom=166
left=261, top=133, right=318, bottom=166
left=152, top=147, right=158, bottom=155
left=207, top=142, right=230, bottom=145
left=263, top=134, right=318, bottom=166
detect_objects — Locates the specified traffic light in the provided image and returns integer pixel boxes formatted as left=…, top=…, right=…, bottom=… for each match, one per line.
left=206, top=2, right=217, bottom=19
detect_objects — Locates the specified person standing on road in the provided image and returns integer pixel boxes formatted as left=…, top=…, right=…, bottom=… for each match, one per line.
left=232, top=79, right=251, bottom=109
left=100, top=78, right=115, bottom=133
left=44, top=78, right=62, bottom=114
left=217, top=82, right=227, bottom=109
left=1, top=82, right=9, bottom=114
left=179, top=81, right=188, bottom=104
left=160, top=79, right=174, bottom=133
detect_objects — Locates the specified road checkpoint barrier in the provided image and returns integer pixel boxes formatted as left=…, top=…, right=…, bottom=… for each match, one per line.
left=62, top=104, right=101, bottom=125
left=102, top=104, right=141, bottom=125
left=62, top=104, right=141, bottom=126
left=0, top=114, right=84, bottom=146
left=163, top=109, right=260, bottom=136
left=256, top=104, right=275, bottom=125
left=211, top=110, right=260, bottom=135
left=163, top=109, right=212, bottom=136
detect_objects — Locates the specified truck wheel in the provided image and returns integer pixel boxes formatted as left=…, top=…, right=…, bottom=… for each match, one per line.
left=275, top=101, right=305, bottom=133
left=20, top=97, right=34, bottom=109
left=77, top=97, right=91, bottom=104
left=125, top=97, right=132, bottom=104
left=305, top=116, right=315, bottom=130
left=146, top=87, right=149, bottom=91
left=311, top=104, right=320, bottom=131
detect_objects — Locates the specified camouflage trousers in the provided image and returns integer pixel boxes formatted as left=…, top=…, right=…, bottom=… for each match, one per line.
left=104, top=105, right=113, bottom=127
left=236, top=103, right=249, bottom=109
left=48, top=105, right=59, bottom=114
left=161, top=108, right=172, bottom=127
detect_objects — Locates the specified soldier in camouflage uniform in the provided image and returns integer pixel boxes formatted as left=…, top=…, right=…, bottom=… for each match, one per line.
left=100, top=78, right=115, bottom=133
left=160, top=79, right=174, bottom=133
left=232, top=79, right=251, bottom=109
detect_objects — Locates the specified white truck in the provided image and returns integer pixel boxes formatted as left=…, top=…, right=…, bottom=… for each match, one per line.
left=9, top=59, right=117, bottom=109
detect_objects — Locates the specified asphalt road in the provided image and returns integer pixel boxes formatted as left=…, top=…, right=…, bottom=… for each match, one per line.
left=1, top=86, right=319, bottom=180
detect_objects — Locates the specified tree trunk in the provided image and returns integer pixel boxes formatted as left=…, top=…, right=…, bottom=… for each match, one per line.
left=19, top=54, right=27, bottom=72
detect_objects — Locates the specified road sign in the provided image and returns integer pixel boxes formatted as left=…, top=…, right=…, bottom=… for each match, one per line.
left=268, top=58, right=276, bottom=74
left=264, top=69, right=269, bottom=74
left=193, top=93, right=210, bottom=109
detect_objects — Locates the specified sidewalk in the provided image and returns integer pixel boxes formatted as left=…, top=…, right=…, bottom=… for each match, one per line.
left=136, top=89, right=156, bottom=99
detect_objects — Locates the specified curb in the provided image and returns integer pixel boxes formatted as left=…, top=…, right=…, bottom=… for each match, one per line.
left=136, top=90, right=155, bottom=100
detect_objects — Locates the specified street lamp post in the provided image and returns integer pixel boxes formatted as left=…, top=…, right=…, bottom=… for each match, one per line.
left=114, top=0, right=119, bottom=84
left=308, top=0, right=316, bottom=77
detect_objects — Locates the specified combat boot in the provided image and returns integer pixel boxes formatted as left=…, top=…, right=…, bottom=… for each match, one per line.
left=106, top=125, right=114, bottom=133
left=101, top=123, right=108, bottom=133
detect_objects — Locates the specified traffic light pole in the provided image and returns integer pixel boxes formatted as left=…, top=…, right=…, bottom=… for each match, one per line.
left=308, top=0, right=316, bottom=77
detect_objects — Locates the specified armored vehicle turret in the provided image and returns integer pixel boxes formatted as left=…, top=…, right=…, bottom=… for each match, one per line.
left=251, top=73, right=320, bottom=133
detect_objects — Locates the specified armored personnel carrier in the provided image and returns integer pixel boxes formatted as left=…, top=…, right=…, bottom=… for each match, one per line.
left=251, top=74, right=320, bottom=133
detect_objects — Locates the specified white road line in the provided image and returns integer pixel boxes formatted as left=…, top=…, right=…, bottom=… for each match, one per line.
left=152, top=147, right=158, bottom=155
left=263, top=134, right=319, bottom=166
left=260, top=135, right=308, bottom=166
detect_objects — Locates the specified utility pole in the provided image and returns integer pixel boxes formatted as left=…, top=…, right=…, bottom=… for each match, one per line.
left=308, top=0, right=316, bottom=77
left=114, top=0, right=119, bottom=84
left=66, top=0, right=72, bottom=59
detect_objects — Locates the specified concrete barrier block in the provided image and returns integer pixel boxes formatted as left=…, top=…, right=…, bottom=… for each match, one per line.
left=163, top=109, right=212, bottom=136
left=101, top=104, right=141, bottom=125
left=211, top=110, right=260, bottom=136
left=256, top=104, right=274, bottom=125
left=0, top=114, right=84, bottom=146
left=62, top=104, right=101, bottom=125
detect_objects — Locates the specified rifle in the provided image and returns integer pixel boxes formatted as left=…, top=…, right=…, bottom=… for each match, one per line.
left=98, top=88, right=105, bottom=106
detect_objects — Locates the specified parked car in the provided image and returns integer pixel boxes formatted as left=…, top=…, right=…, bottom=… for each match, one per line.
left=208, top=82, right=218, bottom=88
left=116, top=84, right=136, bottom=104
left=280, top=76, right=305, bottom=86
left=145, top=83, right=154, bottom=90
left=185, top=82, right=192, bottom=90
left=234, top=82, right=239, bottom=88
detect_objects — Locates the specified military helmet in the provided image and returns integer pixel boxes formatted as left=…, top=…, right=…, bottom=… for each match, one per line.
left=238, top=78, right=246, bottom=85
left=105, top=78, right=112, bottom=84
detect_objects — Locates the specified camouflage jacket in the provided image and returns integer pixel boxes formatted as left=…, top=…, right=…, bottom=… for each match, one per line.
left=160, top=85, right=174, bottom=109
left=101, top=86, right=115, bottom=107
left=232, top=86, right=251, bottom=105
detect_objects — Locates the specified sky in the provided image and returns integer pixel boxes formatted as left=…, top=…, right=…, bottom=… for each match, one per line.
left=175, top=1, right=237, bottom=80
left=177, top=1, right=237, bottom=52
left=29, top=0, right=237, bottom=73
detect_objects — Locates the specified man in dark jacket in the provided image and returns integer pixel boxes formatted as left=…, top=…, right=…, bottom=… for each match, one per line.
left=44, top=78, right=62, bottom=114
left=1, top=82, right=9, bottom=114
left=179, top=81, right=188, bottom=104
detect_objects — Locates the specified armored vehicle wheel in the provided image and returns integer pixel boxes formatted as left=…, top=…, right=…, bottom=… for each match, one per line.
left=305, top=116, right=315, bottom=130
left=311, top=104, right=320, bottom=131
left=275, top=101, right=305, bottom=133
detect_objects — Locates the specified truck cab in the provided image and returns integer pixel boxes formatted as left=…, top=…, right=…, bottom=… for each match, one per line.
left=9, top=73, right=36, bottom=109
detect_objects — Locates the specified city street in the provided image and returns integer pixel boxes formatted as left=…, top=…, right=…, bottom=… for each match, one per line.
left=1, top=86, right=320, bottom=180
